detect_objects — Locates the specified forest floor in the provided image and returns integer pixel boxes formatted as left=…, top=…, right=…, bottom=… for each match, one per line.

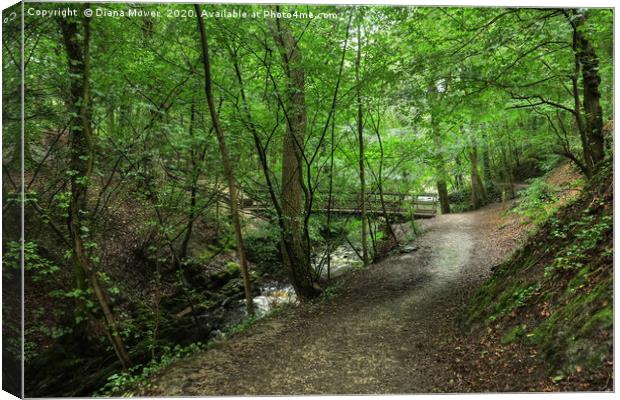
left=139, top=197, right=564, bottom=395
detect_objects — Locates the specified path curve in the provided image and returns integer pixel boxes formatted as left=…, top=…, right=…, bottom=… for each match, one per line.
left=142, top=203, right=520, bottom=395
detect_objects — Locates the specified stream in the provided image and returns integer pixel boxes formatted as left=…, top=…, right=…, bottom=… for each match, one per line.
left=252, top=243, right=364, bottom=313
left=207, top=243, right=364, bottom=339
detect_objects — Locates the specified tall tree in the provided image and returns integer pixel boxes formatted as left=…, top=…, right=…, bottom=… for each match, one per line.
left=430, top=107, right=451, bottom=214
left=571, top=10, right=606, bottom=171
left=195, top=5, right=254, bottom=315
left=269, top=10, right=321, bottom=299
left=355, top=20, right=369, bottom=265
left=469, top=138, right=488, bottom=210
left=59, top=9, right=132, bottom=369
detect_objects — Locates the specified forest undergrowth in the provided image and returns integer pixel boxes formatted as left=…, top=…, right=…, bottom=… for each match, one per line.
left=457, top=160, right=612, bottom=391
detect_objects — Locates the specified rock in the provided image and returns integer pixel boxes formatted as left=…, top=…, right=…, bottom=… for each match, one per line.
left=399, top=245, right=419, bottom=253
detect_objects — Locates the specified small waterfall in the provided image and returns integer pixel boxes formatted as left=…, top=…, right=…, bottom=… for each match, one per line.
left=252, top=284, right=298, bottom=316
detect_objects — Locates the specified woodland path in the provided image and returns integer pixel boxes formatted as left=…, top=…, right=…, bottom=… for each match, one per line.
left=141, top=202, right=530, bottom=395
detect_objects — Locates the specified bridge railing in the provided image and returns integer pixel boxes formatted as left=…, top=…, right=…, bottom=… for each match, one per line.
left=240, top=190, right=438, bottom=217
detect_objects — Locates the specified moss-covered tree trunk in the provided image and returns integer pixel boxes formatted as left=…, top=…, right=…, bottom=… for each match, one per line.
left=574, top=11, right=606, bottom=172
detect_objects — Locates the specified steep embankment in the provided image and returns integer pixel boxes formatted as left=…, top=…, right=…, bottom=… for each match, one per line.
left=461, top=161, right=613, bottom=390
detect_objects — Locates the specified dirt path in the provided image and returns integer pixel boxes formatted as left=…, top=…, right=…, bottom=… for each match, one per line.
left=141, top=203, right=527, bottom=395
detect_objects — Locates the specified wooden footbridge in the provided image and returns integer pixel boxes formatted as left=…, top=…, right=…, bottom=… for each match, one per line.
left=240, top=192, right=438, bottom=218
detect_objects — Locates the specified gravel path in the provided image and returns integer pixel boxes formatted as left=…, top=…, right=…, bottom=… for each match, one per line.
left=141, top=203, right=525, bottom=395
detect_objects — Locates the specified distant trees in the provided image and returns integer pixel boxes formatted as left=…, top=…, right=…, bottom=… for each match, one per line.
left=469, top=8, right=610, bottom=179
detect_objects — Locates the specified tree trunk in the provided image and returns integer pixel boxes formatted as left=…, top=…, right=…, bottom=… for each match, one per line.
left=569, top=26, right=591, bottom=174
left=430, top=113, right=450, bottom=214
left=195, top=5, right=255, bottom=315
left=500, top=142, right=516, bottom=199
left=59, top=10, right=132, bottom=370
left=327, top=119, right=336, bottom=281
left=269, top=9, right=320, bottom=299
left=574, top=11, right=605, bottom=170
left=481, top=131, right=492, bottom=186
left=454, top=156, right=465, bottom=190
left=371, top=113, right=397, bottom=242
left=179, top=102, right=198, bottom=262
left=469, top=142, right=487, bottom=210
left=355, top=22, right=369, bottom=265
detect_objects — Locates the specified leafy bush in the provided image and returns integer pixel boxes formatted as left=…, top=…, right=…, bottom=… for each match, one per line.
left=538, top=153, right=563, bottom=173
left=512, top=177, right=559, bottom=225
left=448, top=186, right=479, bottom=212
left=95, top=342, right=207, bottom=396
left=5, top=241, right=60, bottom=281
left=466, top=162, right=612, bottom=379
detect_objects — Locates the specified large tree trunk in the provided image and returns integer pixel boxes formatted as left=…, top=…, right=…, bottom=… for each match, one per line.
left=269, top=10, right=320, bottom=299
left=59, top=10, right=132, bottom=370
left=355, top=22, right=369, bottom=265
left=569, top=25, right=591, bottom=175
left=574, top=11, right=606, bottom=171
left=195, top=5, right=255, bottom=315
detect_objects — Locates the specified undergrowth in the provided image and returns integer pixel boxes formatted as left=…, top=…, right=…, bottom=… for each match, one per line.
left=95, top=309, right=269, bottom=396
left=465, top=161, right=612, bottom=385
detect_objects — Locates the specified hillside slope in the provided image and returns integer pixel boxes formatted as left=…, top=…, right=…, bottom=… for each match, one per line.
left=463, top=161, right=613, bottom=390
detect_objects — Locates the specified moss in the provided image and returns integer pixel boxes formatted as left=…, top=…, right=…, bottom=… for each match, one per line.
left=528, top=278, right=612, bottom=373
left=565, top=265, right=591, bottom=295
left=225, top=261, right=240, bottom=275
left=501, top=324, right=526, bottom=344
left=484, top=282, right=540, bottom=324
left=464, top=162, right=612, bottom=378
left=579, top=304, right=612, bottom=335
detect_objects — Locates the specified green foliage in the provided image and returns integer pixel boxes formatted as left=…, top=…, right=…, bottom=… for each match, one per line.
left=538, top=153, right=564, bottom=173
left=95, top=342, right=208, bottom=396
left=319, top=279, right=346, bottom=302
left=501, top=324, right=527, bottom=345
left=511, top=177, right=559, bottom=225
left=224, top=314, right=261, bottom=337
left=544, top=213, right=612, bottom=278
left=225, top=261, right=240, bottom=275
left=466, top=164, right=612, bottom=377
left=5, top=241, right=60, bottom=282
left=486, top=282, right=541, bottom=323
left=448, top=188, right=472, bottom=212
left=527, top=279, right=612, bottom=375
left=243, top=224, right=281, bottom=272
